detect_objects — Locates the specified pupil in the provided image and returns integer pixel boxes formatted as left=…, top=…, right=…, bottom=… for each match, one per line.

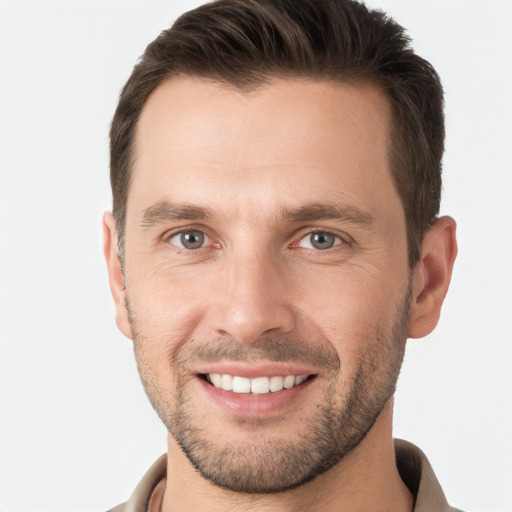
left=181, top=231, right=204, bottom=249
left=312, top=232, right=334, bottom=249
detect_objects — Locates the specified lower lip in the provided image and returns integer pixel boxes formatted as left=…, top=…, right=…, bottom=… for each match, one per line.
left=195, top=376, right=315, bottom=417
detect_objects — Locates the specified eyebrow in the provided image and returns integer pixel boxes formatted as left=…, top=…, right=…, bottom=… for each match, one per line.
left=283, top=203, right=375, bottom=226
left=140, top=200, right=374, bottom=228
left=140, top=201, right=212, bottom=227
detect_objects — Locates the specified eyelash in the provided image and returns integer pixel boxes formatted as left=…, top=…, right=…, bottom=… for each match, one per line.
left=166, top=229, right=215, bottom=252
left=164, top=228, right=350, bottom=253
left=293, top=230, right=345, bottom=251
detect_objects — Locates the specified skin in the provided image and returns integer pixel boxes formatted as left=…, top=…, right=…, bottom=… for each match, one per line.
left=104, top=77, right=457, bottom=511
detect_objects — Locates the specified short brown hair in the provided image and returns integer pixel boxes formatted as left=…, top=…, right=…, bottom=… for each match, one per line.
left=110, top=0, right=444, bottom=266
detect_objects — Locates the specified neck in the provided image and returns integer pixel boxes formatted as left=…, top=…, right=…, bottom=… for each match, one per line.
left=161, top=401, right=413, bottom=512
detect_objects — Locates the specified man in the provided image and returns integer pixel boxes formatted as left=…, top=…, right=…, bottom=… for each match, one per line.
left=103, top=0, right=460, bottom=510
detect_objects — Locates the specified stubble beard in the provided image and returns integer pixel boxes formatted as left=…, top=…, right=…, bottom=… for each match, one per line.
left=129, top=288, right=411, bottom=494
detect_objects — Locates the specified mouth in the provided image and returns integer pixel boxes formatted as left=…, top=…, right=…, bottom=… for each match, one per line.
left=201, top=373, right=317, bottom=395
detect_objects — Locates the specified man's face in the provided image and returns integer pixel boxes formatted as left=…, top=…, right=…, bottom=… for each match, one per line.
left=117, top=78, right=412, bottom=492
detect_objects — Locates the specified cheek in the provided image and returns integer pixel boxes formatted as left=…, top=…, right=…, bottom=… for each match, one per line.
left=294, top=265, right=409, bottom=361
left=126, top=263, right=211, bottom=343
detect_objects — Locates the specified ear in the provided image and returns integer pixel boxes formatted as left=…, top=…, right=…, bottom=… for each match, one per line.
left=103, top=212, right=133, bottom=340
left=408, top=216, right=458, bottom=339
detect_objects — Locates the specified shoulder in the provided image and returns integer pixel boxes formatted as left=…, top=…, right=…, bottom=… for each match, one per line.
left=394, top=439, right=466, bottom=512
left=105, top=454, right=167, bottom=512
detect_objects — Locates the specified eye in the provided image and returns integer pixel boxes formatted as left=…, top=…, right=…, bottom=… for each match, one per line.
left=168, top=230, right=209, bottom=250
left=298, top=231, right=343, bottom=250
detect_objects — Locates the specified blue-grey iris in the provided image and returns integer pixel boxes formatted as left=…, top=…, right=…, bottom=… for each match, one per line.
left=310, top=232, right=336, bottom=250
left=180, top=230, right=205, bottom=249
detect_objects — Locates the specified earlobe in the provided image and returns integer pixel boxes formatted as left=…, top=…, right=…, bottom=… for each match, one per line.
left=103, top=212, right=133, bottom=340
left=408, top=216, right=458, bottom=339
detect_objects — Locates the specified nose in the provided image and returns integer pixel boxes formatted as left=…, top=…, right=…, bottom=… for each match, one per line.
left=209, top=250, right=295, bottom=344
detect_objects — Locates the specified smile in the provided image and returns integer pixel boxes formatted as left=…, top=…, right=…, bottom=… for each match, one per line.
left=205, top=373, right=314, bottom=394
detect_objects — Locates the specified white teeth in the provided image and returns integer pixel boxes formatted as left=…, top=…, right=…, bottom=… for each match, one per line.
left=283, top=375, right=295, bottom=389
left=221, top=374, right=233, bottom=391
left=269, top=376, right=284, bottom=392
left=232, top=376, right=251, bottom=393
left=206, top=373, right=311, bottom=394
left=251, top=376, right=270, bottom=394
left=210, top=373, right=222, bottom=388
left=295, top=375, right=308, bottom=386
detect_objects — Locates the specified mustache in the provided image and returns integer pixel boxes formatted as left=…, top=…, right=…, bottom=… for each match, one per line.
left=175, top=336, right=341, bottom=372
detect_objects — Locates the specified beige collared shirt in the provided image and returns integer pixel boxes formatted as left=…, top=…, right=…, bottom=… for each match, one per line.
left=108, top=439, right=464, bottom=512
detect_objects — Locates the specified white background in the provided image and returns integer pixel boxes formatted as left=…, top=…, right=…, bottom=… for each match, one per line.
left=0, top=1, right=511, bottom=511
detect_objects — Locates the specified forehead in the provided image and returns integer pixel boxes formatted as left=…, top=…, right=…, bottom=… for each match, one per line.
left=129, top=77, right=398, bottom=222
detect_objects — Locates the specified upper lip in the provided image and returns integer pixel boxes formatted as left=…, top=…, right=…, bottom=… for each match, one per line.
left=194, top=363, right=318, bottom=379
